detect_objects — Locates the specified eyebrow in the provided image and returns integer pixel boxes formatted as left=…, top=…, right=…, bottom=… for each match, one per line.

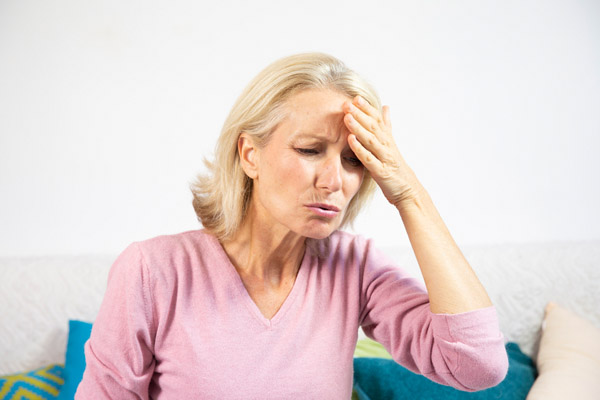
left=289, top=132, right=354, bottom=152
left=290, top=132, right=340, bottom=142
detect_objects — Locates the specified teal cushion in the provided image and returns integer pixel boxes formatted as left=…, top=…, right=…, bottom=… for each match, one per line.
left=0, top=364, right=64, bottom=399
left=56, top=320, right=93, bottom=400
left=353, top=342, right=536, bottom=400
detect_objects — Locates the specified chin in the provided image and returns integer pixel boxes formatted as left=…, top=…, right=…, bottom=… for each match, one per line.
left=304, top=231, right=333, bottom=240
left=299, top=220, right=341, bottom=240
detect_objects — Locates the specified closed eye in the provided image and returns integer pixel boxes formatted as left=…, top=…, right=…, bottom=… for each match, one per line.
left=345, top=156, right=362, bottom=167
left=295, top=148, right=319, bottom=155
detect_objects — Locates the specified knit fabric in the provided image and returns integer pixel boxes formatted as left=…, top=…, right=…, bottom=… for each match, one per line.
left=76, top=230, right=507, bottom=399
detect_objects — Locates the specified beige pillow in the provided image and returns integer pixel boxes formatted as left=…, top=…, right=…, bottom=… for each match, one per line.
left=526, top=302, right=600, bottom=399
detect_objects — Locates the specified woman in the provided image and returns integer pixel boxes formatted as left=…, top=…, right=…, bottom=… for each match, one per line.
left=76, top=53, right=508, bottom=399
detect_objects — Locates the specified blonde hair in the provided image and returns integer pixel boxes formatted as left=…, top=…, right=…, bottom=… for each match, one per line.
left=191, top=52, right=380, bottom=240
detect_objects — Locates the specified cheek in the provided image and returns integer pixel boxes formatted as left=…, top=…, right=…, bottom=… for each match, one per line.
left=262, top=152, right=314, bottom=197
left=345, top=169, right=364, bottom=197
left=273, top=156, right=311, bottom=183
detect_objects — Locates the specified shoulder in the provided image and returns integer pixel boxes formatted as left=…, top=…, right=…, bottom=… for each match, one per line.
left=135, top=229, right=213, bottom=251
left=318, top=230, right=389, bottom=265
left=132, top=229, right=218, bottom=262
left=322, top=230, right=369, bottom=252
left=323, top=231, right=413, bottom=286
left=308, top=231, right=398, bottom=280
left=113, top=229, right=220, bottom=279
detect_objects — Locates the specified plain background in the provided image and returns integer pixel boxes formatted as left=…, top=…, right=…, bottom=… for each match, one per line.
left=1, top=0, right=599, bottom=256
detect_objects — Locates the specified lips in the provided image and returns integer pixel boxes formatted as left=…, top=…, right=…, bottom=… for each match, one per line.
left=306, top=203, right=341, bottom=218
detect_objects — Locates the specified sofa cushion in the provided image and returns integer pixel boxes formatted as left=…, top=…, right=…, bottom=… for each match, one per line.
left=526, top=302, right=600, bottom=399
left=0, top=364, right=64, bottom=399
left=353, top=340, right=535, bottom=400
left=57, top=320, right=92, bottom=400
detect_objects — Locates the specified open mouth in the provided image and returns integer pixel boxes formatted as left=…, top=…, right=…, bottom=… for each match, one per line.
left=306, top=203, right=340, bottom=218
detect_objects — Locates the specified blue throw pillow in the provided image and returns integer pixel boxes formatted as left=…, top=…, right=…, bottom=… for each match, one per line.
left=57, top=320, right=93, bottom=400
left=353, top=342, right=536, bottom=400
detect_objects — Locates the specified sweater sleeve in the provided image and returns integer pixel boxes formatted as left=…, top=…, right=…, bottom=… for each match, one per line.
left=358, top=239, right=508, bottom=391
left=75, top=242, right=156, bottom=399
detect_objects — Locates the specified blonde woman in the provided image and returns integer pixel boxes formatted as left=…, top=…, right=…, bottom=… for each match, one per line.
left=76, top=53, right=508, bottom=399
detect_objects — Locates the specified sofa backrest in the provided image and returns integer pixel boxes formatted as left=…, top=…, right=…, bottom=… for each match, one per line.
left=378, top=241, right=600, bottom=358
left=1, top=241, right=599, bottom=375
left=0, top=255, right=114, bottom=375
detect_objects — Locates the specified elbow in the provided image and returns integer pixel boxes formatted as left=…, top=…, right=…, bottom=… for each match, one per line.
left=453, top=345, right=509, bottom=391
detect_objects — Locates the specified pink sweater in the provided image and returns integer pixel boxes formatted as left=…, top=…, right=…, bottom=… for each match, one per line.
left=76, top=230, right=507, bottom=399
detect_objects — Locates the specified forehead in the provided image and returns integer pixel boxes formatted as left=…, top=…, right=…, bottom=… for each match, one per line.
left=277, top=88, right=352, bottom=141
left=285, top=88, right=351, bottom=114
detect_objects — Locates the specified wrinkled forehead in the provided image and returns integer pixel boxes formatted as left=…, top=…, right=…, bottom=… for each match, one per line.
left=284, top=88, right=350, bottom=114
left=277, top=89, right=352, bottom=142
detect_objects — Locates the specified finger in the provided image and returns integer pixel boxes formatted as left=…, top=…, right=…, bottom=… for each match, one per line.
left=347, top=134, right=382, bottom=171
left=353, top=95, right=382, bottom=121
left=382, top=105, right=391, bottom=128
left=344, top=102, right=381, bottom=135
left=344, top=113, right=387, bottom=156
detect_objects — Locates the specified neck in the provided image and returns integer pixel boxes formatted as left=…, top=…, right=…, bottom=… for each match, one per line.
left=221, top=206, right=306, bottom=289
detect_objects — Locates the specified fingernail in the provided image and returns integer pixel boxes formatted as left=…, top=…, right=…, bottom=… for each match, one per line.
left=356, top=96, right=365, bottom=106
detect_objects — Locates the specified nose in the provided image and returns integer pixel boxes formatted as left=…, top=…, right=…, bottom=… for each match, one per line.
left=316, top=156, right=342, bottom=192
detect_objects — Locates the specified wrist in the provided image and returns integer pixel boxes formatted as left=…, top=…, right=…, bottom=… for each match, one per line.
left=392, top=180, right=427, bottom=212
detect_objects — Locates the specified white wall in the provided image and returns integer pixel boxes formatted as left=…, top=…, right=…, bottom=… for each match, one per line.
left=1, top=0, right=599, bottom=256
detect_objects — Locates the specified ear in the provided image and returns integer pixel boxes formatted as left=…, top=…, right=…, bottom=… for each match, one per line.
left=238, top=133, right=259, bottom=179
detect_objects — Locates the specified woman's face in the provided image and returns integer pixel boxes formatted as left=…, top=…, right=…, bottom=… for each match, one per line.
left=248, top=88, right=365, bottom=240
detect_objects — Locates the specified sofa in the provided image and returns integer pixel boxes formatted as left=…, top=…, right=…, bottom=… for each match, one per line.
left=1, top=240, right=599, bottom=399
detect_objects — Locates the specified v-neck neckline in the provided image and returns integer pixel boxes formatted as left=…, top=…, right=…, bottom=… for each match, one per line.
left=208, top=233, right=311, bottom=329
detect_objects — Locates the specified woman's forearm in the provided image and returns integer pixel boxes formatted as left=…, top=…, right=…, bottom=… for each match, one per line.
left=396, top=177, right=492, bottom=314
left=340, top=96, right=493, bottom=314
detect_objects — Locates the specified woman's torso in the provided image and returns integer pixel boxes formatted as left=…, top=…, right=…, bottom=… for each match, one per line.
left=142, top=229, right=365, bottom=399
